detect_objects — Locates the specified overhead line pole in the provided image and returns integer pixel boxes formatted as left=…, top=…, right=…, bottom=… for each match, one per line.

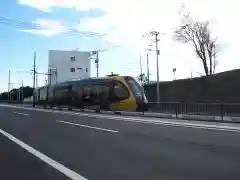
left=143, top=31, right=161, bottom=103
left=21, top=80, right=23, bottom=103
left=33, top=51, right=36, bottom=107
left=146, top=52, right=150, bottom=84
left=140, top=52, right=143, bottom=84
left=153, top=31, right=160, bottom=103
left=8, top=70, right=11, bottom=100
left=96, top=51, right=99, bottom=78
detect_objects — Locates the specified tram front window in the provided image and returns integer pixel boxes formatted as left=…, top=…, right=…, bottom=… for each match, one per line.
left=125, top=76, right=147, bottom=103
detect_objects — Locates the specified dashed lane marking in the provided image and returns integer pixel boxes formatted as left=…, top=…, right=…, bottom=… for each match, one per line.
left=56, top=120, right=119, bottom=133
left=13, top=112, right=29, bottom=116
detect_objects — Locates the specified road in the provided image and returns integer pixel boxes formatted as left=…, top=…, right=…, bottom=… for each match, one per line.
left=0, top=105, right=240, bottom=180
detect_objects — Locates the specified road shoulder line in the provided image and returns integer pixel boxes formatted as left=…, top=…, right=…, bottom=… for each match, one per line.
left=0, top=128, right=88, bottom=180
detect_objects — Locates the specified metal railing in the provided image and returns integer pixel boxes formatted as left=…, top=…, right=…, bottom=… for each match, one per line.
left=148, top=102, right=240, bottom=118
left=2, top=100, right=240, bottom=120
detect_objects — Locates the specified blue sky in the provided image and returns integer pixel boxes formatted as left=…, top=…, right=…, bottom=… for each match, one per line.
left=0, top=0, right=137, bottom=92
left=1, top=0, right=240, bottom=92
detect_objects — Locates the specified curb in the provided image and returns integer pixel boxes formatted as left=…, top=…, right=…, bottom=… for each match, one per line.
left=231, top=117, right=240, bottom=123
left=181, top=115, right=215, bottom=121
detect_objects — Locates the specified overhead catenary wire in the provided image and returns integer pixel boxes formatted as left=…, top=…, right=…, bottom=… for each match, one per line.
left=0, top=16, right=106, bottom=37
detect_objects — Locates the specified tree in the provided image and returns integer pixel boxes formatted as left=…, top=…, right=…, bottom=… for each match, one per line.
left=0, top=86, right=34, bottom=101
left=136, top=73, right=149, bottom=85
left=174, top=11, right=219, bottom=76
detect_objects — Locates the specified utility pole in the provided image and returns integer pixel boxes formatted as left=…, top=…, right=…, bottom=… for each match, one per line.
left=8, top=70, right=11, bottom=100
left=36, top=73, right=38, bottom=88
left=18, top=88, right=20, bottom=101
left=142, top=31, right=162, bottom=103
left=96, top=51, right=99, bottom=78
left=49, top=68, right=52, bottom=85
left=146, top=52, right=150, bottom=84
left=55, top=68, right=58, bottom=84
left=140, top=52, right=143, bottom=84
left=154, top=31, right=160, bottom=103
left=33, top=51, right=36, bottom=107
left=21, top=80, right=24, bottom=103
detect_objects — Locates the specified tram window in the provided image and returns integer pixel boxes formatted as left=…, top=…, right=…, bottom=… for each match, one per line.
left=81, top=84, right=110, bottom=103
left=113, top=82, right=129, bottom=99
left=48, top=87, right=54, bottom=99
left=126, top=78, right=143, bottom=98
left=83, top=86, right=91, bottom=100
left=91, top=85, right=101, bottom=96
left=38, top=89, right=40, bottom=100
left=72, top=85, right=83, bottom=101
left=89, top=84, right=110, bottom=102
left=95, top=85, right=110, bottom=100
left=100, top=85, right=110, bottom=100
left=54, top=88, right=69, bottom=98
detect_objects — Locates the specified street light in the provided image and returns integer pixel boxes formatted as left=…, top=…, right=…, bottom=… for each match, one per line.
left=173, top=68, right=176, bottom=80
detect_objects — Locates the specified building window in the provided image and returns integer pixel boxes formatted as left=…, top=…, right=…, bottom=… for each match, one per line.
left=77, top=67, right=82, bottom=70
left=70, top=68, right=75, bottom=72
left=70, top=56, right=76, bottom=62
left=86, top=68, right=88, bottom=72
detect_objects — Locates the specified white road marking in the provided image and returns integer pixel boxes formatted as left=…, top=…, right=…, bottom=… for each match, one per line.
left=82, top=114, right=240, bottom=132
left=56, top=120, right=119, bottom=133
left=13, top=112, right=29, bottom=116
left=0, top=128, right=87, bottom=180
left=2, top=104, right=240, bottom=133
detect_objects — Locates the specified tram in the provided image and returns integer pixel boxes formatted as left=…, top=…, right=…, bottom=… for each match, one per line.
left=35, top=76, right=148, bottom=112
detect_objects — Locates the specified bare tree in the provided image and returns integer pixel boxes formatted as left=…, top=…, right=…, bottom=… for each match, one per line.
left=174, top=12, right=219, bottom=76
left=137, top=73, right=149, bottom=85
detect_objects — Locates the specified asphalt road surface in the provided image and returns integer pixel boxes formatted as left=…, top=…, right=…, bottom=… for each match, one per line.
left=1, top=105, right=240, bottom=180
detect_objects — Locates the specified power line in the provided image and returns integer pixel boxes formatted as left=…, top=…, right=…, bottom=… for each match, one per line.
left=0, top=16, right=106, bottom=37
left=0, top=17, right=104, bottom=36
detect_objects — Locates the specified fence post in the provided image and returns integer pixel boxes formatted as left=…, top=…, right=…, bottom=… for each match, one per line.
left=142, top=104, right=145, bottom=116
left=175, top=103, right=178, bottom=118
left=220, top=102, right=224, bottom=121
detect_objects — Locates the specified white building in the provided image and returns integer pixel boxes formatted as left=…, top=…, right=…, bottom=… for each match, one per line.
left=48, top=50, right=91, bottom=85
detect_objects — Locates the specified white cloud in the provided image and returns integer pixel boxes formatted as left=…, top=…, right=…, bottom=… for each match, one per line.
left=17, top=0, right=240, bottom=80
left=17, top=0, right=111, bottom=12
left=78, top=0, right=181, bottom=49
left=21, top=19, right=64, bottom=37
